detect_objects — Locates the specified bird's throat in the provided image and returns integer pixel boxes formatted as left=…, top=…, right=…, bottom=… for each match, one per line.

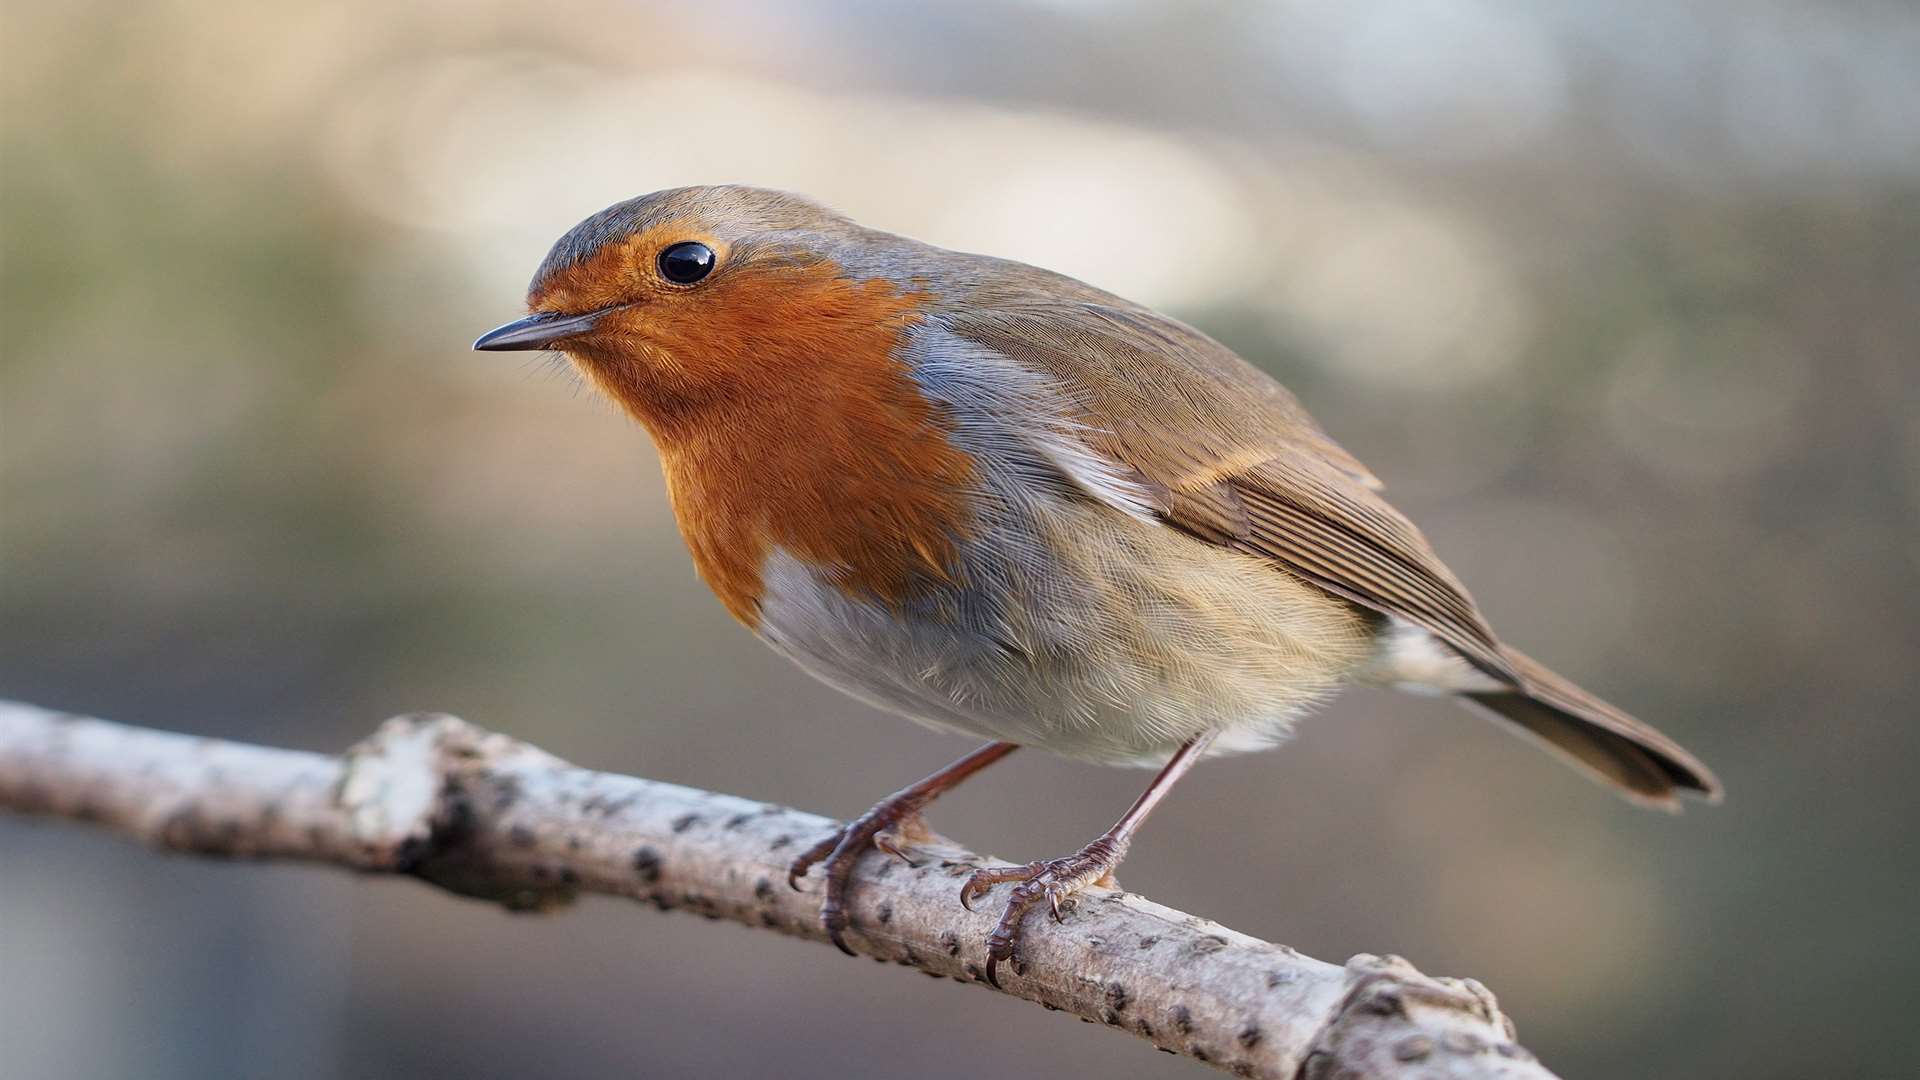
left=594, top=268, right=975, bottom=625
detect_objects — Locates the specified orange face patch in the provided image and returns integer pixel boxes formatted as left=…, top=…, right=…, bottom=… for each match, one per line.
left=548, top=244, right=974, bottom=625
left=531, top=220, right=730, bottom=316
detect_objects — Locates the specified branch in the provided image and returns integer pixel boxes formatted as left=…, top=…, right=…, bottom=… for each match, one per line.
left=0, top=700, right=1555, bottom=1079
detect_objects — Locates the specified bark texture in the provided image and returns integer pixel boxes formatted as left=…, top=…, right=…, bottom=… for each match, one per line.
left=0, top=700, right=1557, bottom=1079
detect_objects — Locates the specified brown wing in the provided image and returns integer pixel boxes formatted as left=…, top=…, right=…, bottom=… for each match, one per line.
left=945, top=300, right=1520, bottom=685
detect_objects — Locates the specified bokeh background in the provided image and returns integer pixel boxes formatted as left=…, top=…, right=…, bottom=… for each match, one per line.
left=3, top=2, right=1916, bottom=1077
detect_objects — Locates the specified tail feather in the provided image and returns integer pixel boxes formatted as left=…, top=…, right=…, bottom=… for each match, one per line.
left=1462, top=648, right=1722, bottom=811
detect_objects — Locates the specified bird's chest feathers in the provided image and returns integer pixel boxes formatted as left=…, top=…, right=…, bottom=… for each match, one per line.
left=648, top=298, right=975, bottom=626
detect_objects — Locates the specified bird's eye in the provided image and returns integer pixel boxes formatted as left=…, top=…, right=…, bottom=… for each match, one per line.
left=657, top=241, right=716, bottom=285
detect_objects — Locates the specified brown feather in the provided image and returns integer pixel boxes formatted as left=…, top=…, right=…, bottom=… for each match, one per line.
left=946, top=292, right=1721, bottom=806
left=1464, top=649, right=1722, bottom=808
left=947, top=301, right=1515, bottom=682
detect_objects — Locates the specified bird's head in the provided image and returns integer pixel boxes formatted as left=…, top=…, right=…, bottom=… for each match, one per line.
left=475, top=187, right=975, bottom=619
left=474, top=186, right=934, bottom=431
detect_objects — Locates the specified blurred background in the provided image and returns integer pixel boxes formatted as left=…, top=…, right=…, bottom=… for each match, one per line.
left=2, top=1, right=1916, bottom=1077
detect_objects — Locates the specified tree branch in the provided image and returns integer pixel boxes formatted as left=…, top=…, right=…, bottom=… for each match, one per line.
left=0, top=700, right=1555, bottom=1079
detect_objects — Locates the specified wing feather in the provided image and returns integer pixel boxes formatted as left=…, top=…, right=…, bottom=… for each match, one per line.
left=943, top=300, right=1518, bottom=685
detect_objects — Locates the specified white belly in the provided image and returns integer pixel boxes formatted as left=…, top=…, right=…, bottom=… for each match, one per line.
left=752, top=496, right=1375, bottom=766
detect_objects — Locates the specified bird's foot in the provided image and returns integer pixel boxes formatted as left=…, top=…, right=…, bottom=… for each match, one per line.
left=958, top=835, right=1127, bottom=987
left=787, top=792, right=940, bottom=956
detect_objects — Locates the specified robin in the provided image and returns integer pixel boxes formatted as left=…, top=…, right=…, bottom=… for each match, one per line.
left=475, top=185, right=1720, bottom=984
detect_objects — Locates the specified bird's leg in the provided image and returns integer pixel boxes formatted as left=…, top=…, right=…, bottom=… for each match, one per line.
left=788, top=741, right=1018, bottom=956
left=959, top=732, right=1217, bottom=987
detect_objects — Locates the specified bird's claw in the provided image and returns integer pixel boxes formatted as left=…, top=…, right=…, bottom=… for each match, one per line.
left=957, top=860, right=1040, bottom=911
left=821, top=909, right=856, bottom=957
left=785, top=796, right=935, bottom=957
left=961, top=841, right=1123, bottom=988
left=786, top=831, right=842, bottom=891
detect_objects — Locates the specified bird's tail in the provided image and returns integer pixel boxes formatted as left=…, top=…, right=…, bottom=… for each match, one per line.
left=1460, top=647, right=1722, bottom=811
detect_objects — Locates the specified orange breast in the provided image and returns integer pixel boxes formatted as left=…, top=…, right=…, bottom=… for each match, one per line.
left=576, top=262, right=975, bottom=625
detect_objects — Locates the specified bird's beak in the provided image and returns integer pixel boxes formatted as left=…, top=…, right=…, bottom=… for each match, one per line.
left=472, top=309, right=607, bottom=351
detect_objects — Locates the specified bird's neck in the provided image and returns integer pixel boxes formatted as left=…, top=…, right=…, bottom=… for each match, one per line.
left=600, top=279, right=975, bottom=627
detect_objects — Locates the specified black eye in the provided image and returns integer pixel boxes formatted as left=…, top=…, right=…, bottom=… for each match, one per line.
left=658, top=241, right=715, bottom=284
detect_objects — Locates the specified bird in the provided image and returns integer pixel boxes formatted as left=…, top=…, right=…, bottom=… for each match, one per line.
left=474, top=185, right=1721, bottom=984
